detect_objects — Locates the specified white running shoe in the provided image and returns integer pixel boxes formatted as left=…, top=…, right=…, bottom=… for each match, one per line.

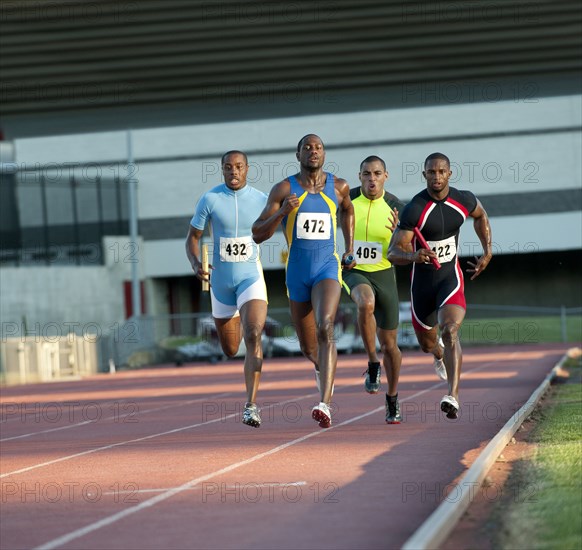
left=434, top=338, right=447, bottom=381
left=440, top=394, right=459, bottom=419
left=311, top=402, right=332, bottom=428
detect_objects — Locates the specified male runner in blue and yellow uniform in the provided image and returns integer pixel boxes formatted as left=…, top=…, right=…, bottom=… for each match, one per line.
left=388, top=152, right=492, bottom=419
left=253, top=134, right=355, bottom=428
left=342, top=156, right=408, bottom=423
left=186, top=151, right=268, bottom=428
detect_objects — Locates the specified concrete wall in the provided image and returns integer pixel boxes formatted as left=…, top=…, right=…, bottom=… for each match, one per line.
left=0, top=236, right=142, bottom=333
left=13, top=95, right=580, bottom=204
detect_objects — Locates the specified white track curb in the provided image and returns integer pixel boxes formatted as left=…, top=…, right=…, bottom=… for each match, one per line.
left=401, top=352, right=570, bottom=550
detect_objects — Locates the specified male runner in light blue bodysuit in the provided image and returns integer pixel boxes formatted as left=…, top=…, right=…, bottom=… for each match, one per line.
left=186, top=151, right=268, bottom=427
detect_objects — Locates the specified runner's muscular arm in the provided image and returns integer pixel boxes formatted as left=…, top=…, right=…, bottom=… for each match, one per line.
left=185, top=226, right=210, bottom=283
left=387, top=228, right=437, bottom=265
left=466, top=200, right=492, bottom=280
left=252, top=180, right=298, bottom=244
left=335, top=178, right=354, bottom=263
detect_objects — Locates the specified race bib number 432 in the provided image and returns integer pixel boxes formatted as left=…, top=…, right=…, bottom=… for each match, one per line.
left=219, top=236, right=256, bottom=262
left=296, top=212, right=331, bottom=240
left=427, top=235, right=457, bottom=264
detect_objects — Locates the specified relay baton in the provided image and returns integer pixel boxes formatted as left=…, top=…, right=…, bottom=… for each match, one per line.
left=201, top=244, right=209, bottom=291
left=342, top=254, right=355, bottom=266
left=413, top=227, right=441, bottom=270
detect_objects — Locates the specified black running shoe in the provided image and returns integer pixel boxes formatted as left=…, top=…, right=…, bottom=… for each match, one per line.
left=385, top=395, right=402, bottom=424
left=364, top=362, right=381, bottom=394
left=242, top=403, right=261, bottom=428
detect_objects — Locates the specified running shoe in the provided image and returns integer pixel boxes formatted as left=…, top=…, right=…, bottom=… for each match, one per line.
left=440, top=395, right=459, bottom=419
left=311, top=402, right=332, bottom=428
left=242, top=403, right=261, bottom=428
left=434, top=338, right=447, bottom=381
left=385, top=394, right=402, bottom=424
left=364, top=362, right=382, bottom=394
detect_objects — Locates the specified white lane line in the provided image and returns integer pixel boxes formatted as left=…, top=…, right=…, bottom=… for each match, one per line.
left=0, top=390, right=326, bottom=479
left=1, top=357, right=491, bottom=479
left=0, top=393, right=232, bottom=442
left=0, top=356, right=430, bottom=434
left=1, top=419, right=96, bottom=441
left=32, top=384, right=446, bottom=550
left=102, top=481, right=308, bottom=496
left=33, top=358, right=506, bottom=550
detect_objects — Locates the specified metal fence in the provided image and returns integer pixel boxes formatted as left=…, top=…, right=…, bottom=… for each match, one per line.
left=2, top=305, right=578, bottom=383
left=464, top=304, right=582, bottom=345
left=100, top=304, right=582, bottom=371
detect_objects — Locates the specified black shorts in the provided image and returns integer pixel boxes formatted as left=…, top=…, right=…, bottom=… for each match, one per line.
left=342, top=267, right=399, bottom=330
left=410, top=260, right=466, bottom=331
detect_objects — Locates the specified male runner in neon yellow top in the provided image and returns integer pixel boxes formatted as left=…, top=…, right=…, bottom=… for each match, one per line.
left=342, top=156, right=446, bottom=424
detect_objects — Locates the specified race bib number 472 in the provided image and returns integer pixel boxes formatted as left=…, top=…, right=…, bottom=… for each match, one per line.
left=296, top=212, right=331, bottom=240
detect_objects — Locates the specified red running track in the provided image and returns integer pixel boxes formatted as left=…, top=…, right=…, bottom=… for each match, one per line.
left=0, top=343, right=568, bottom=550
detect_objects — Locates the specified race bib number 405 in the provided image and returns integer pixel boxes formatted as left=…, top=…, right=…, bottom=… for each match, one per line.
left=427, top=235, right=457, bottom=264
left=219, top=236, right=257, bottom=262
left=296, top=212, right=331, bottom=240
left=354, top=240, right=382, bottom=265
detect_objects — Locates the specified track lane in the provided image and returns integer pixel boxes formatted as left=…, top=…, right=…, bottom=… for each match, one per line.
left=0, top=344, right=568, bottom=550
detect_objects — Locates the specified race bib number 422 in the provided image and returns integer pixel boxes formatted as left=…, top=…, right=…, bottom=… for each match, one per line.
left=296, top=212, right=331, bottom=240
left=427, top=235, right=457, bottom=264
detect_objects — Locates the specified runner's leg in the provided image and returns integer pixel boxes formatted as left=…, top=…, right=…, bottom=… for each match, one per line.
left=239, top=299, right=268, bottom=404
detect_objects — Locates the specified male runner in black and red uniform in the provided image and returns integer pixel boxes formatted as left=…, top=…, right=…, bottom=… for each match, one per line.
left=388, top=152, right=492, bottom=419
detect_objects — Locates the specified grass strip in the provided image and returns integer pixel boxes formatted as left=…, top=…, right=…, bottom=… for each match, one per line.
left=496, top=357, right=582, bottom=549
